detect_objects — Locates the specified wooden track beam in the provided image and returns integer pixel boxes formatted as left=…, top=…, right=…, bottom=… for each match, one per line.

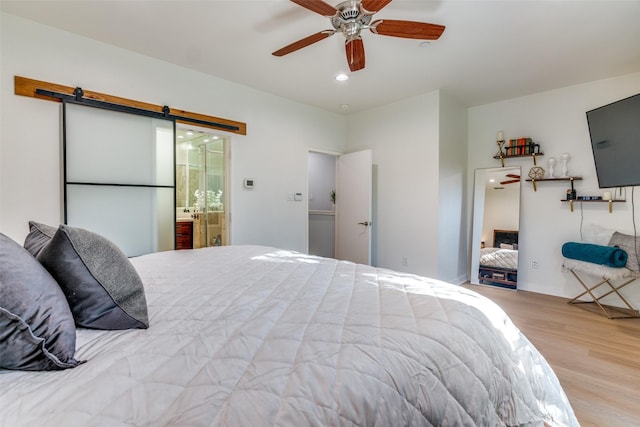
left=14, top=75, right=247, bottom=135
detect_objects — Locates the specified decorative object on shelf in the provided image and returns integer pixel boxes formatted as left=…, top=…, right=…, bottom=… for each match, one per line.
left=547, top=157, right=556, bottom=178
left=496, top=131, right=506, bottom=167
left=603, top=191, right=612, bottom=201
left=493, top=137, right=543, bottom=166
left=506, top=137, right=538, bottom=156
left=527, top=166, right=545, bottom=191
left=560, top=152, right=571, bottom=178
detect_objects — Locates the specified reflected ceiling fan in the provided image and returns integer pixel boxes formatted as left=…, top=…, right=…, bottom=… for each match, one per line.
left=272, top=0, right=445, bottom=72
left=500, top=174, right=521, bottom=185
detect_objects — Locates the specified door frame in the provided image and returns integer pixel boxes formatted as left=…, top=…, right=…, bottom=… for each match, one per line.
left=307, top=148, right=341, bottom=257
left=307, top=148, right=373, bottom=264
left=176, top=122, right=233, bottom=247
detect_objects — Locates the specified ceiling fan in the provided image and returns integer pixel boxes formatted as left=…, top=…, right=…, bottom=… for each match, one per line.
left=272, top=0, right=445, bottom=72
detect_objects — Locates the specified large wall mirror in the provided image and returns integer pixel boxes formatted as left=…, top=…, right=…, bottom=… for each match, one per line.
left=470, top=167, right=521, bottom=289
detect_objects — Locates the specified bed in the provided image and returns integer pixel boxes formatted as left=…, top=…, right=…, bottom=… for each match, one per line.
left=479, top=230, right=519, bottom=288
left=1, top=237, right=577, bottom=426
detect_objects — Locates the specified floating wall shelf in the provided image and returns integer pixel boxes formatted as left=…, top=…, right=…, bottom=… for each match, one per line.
left=525, top=176, right=582, bottom=191
left=561, top=199, right=625, bottom=213
left=494, top=152, right=544, bottom=167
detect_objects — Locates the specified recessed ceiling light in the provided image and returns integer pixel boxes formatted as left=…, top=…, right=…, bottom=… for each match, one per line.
left=335, top=73, right=349, bottom=81
left=178, top=135, right=184, bottom=139
left=340, top=104, right=350, bottom=110
left=186, top=131, right=193, bottom=136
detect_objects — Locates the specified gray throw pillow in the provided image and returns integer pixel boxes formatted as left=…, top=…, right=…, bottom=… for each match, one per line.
left=37, top=225, right=149, bottom=330
left=609, top=232, right=640, bottom=273
left=23, top=221, right=58, bottom=257
left=0, top=233, right=82, bottom=370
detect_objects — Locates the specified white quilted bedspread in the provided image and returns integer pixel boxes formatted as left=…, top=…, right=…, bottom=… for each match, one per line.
left=480, top=247, right=519, bottom=271
left=0, top=245, right=577, bottom=426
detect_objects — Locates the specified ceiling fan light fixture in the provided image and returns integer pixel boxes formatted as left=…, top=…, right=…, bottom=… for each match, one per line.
left=336, top=73, right=349, bottom=81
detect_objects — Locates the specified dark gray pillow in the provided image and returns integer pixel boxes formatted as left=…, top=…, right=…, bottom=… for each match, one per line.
left=609, top=231, right=640, bottom=272
left=23, top=221, right=58, bottom=257
left=0, top=233, right=82, bottom=370
left=37, top=225, right=149, bottom=330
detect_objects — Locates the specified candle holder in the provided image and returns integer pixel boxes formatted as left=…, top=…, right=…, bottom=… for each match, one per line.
left=496, top=139, right=506, bottom=167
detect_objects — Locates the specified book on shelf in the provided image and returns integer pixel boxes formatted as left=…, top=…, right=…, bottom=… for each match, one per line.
left=505, top=137, right=536, bottom=155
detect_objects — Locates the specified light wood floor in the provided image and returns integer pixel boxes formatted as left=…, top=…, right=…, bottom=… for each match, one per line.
left=462, top=284, right=640, bottom=427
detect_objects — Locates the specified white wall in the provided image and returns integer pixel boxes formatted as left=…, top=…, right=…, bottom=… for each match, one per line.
left=0, top=12, right=346, bottom=252
left=468, top=72, right=640, bottom=305
left=437, top=92, right=469, bottom=283
left=345, top=91, right=468, bottom=282
left=346, top=92, right=439, bottom=276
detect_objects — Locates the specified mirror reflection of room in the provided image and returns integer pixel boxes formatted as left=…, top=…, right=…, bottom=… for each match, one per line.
left=175, top=128, right=229, bottom=250
left=472, top=167, right=521, bottom=289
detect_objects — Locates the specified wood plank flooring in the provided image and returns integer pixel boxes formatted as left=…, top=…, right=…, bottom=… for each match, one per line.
left=462, top=284, right=640, bottom=426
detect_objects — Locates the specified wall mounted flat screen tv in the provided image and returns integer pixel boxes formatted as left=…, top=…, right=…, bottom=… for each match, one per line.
left=586, top=93, right=640, bottom=188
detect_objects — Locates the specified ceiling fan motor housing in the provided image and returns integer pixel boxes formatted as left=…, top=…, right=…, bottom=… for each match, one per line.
left=331, top=1, right=372, bottom=40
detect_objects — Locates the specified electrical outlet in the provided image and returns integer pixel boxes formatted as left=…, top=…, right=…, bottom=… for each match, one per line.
left=532, top=260, right=540, bottom=269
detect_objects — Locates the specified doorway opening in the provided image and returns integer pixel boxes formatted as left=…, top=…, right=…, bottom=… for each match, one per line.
left=176, top=126, right=230, bottom=249
left=308, top=151, right=337, bottom=258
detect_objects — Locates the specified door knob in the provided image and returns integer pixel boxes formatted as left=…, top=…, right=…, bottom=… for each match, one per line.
left=358, top=221, right=371, bottom=226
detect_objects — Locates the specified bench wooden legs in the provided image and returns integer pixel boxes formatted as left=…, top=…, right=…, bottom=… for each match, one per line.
left=568, top=269, right=640, bottom=319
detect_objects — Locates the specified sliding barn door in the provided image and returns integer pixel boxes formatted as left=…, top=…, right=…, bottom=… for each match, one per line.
left=64, top=102, right=175, bottom=257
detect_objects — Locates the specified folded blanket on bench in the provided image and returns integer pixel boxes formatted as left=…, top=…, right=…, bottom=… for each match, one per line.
left=562, top=242, right=628, bottom=268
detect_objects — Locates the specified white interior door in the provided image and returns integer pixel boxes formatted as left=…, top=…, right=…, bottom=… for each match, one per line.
left=336, top=149, right=372, bottom=264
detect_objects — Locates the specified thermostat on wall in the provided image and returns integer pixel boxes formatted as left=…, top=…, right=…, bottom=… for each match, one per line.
left=243, top=178, right=255, bottom=189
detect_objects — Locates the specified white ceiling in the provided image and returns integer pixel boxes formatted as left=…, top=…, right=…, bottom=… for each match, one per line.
left=3, top=0, right=640, bottom=115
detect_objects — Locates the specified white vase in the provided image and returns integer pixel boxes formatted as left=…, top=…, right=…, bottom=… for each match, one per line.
left=547, top=158, right=556, bottom=178
left=560, top=153, right=570, bottom=178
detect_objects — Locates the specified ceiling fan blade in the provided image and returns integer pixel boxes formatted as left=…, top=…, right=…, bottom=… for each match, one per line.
left=370, top=19, right=445, bottom=40
left=290, top=0, right=337, bottom=17
left=345, top=38, right=365, bottom=72
left=506, top=174, right=520, bottom=179
left=361, top=0, right=393, bottom=13
left=500, top=179, right=520, bottom=185
left=272, top=30, right=335, bottom=57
